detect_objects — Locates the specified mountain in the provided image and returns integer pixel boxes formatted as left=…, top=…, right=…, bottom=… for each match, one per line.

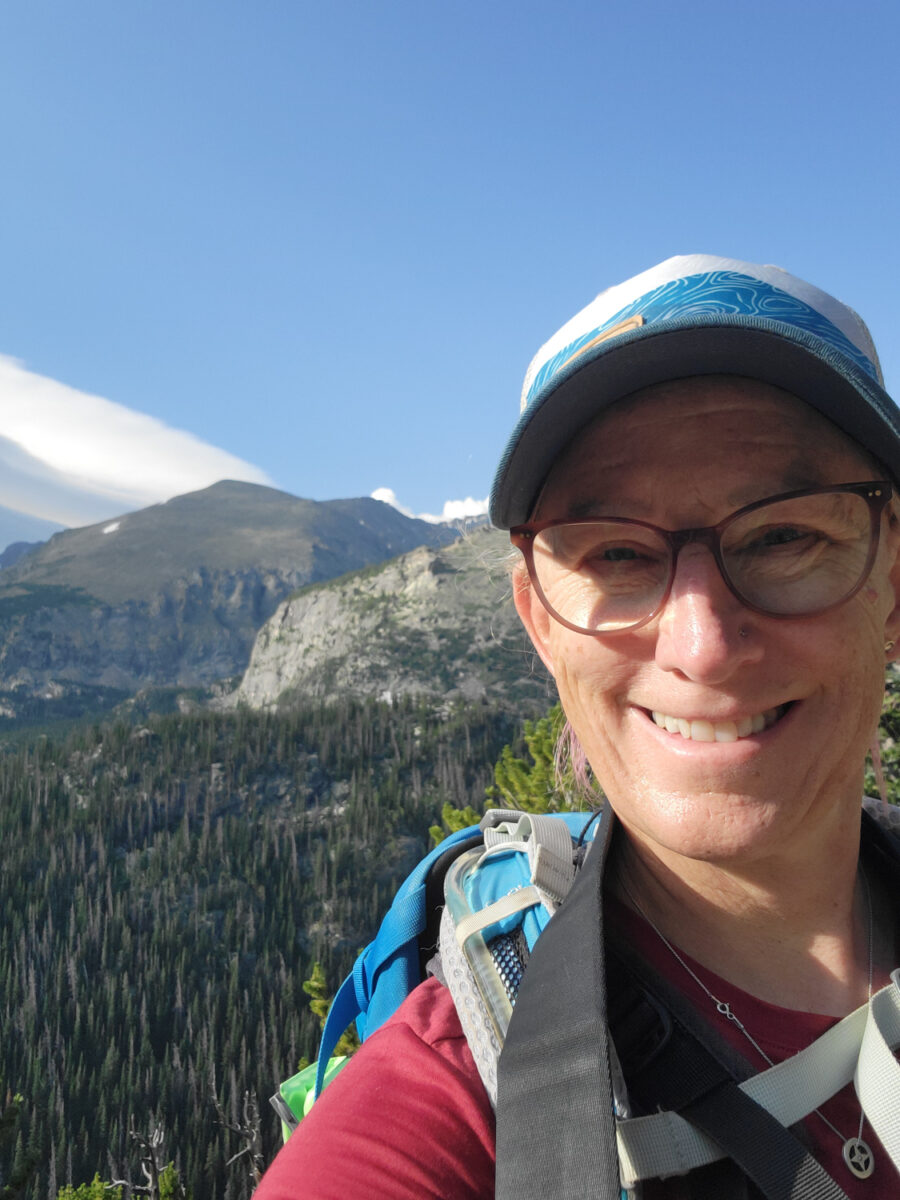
left=229, top=525, right=554, bottom=713
left=0, top=480, right=459, bottom=720
left=0, top=504, right=63, bottom=557
left=0, top=540, right=41, bottom=569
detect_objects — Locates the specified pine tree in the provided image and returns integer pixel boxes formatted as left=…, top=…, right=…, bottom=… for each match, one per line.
left=299, top=964, right=359, bottom=1066
left=0, top=1085, right=35, bottom=1200
left=55, top=1175, right=122, bottom=1199
left=431, top=702, right=596, bottom=842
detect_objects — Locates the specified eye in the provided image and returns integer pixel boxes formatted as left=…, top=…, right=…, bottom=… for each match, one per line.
left=736, top=524, right=824, bottom=555
left=754, top=525, right=817, bottom=548
left=581, top=541, right=663, bottom=569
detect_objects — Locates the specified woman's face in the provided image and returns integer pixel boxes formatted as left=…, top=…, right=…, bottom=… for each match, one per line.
left=514, top=377, right=900, bottom=868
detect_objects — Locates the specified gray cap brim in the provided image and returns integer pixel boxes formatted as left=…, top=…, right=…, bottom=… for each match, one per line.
left=489, top=314, right=900, bottom=529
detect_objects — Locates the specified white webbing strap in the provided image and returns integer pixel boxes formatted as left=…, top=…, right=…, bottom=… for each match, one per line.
left=480, top=811, right=576, bottom=910
left=618, top=979, right=900, bottom=1185
left=524, top=814, right=577, bottom=904
left=454, top=886, right=543, bottom=949
left=854, top=967, right=900, bottom=1166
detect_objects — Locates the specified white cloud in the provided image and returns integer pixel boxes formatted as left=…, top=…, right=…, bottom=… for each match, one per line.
left=371, top=487, right=489, bottom=525
left=436, top=497, right=490, bottom=523
left=370, top=487, right=415, bottom=518
left=0, top=354, right=274, bottom=527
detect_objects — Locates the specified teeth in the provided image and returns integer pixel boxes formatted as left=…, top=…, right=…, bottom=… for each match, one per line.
left=651, top=706, right=783, bottom=742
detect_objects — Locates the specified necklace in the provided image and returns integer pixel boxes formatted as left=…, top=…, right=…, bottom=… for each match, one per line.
left=621, top=875, right=875, bottom=1182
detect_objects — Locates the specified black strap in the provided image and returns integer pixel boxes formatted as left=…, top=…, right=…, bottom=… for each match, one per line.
left=681, top=1084, right=850, bottom=1200
left=496, top=809, right=621, bottom=1200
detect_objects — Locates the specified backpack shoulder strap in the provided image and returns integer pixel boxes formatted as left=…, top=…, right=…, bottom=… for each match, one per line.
left=495, top=804, right=623, bottom=1199
left=439, top=808, right=601, bottom=1104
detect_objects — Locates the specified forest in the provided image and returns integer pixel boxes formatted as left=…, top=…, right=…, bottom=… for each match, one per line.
left=0, top=697, right=528, bottom=1198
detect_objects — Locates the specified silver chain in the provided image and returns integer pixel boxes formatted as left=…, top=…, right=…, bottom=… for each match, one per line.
left=621, top=873, right=875, bottom=1180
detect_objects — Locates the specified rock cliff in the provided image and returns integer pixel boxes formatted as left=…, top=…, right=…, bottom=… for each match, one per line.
left=230, top=526, right=554, bottom=712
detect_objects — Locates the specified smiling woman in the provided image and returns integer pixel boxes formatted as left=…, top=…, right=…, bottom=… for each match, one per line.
left=256, top=256, right=900, bottom=1200
left=515, top=379, right=899, bottom=879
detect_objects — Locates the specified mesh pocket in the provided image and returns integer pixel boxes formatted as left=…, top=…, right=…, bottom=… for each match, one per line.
left=487, top=928, right=529, bottom=1002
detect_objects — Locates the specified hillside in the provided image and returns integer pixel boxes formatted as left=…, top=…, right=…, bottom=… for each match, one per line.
left=0, top=698, right=525, bottom=1199
left=0, top=482, right=458, bottom=722
left=230, top=525, right=554, bottom=712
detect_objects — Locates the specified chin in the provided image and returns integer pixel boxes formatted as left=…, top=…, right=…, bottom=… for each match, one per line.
left=614, top=788, right=794, bottom=864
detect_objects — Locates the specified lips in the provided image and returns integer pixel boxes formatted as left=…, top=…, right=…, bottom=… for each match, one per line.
left=649, top=704, right=790, bottom=743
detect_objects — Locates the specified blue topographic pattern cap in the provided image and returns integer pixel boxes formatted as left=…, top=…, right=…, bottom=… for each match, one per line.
left=490, top=254, right=899, bottom=529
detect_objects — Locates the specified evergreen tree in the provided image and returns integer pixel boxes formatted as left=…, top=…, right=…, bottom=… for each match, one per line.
left=56, top=1176, right=122, bottom=1199
left=432, top=702, right=596, bottom=842
left=0, top=1085, right=34, bottom=1200
left=298, top=964, right=360, bottom=1067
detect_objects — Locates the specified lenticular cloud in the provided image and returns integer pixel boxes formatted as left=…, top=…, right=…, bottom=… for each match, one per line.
left=0, top=355, right=273, bottom=527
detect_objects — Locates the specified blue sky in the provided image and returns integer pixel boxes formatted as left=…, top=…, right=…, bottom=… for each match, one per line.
left=1, top=0, right=899, bottom=547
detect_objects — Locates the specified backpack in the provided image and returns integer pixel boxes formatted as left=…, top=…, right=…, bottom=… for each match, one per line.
left=271, top=802, right=900, bottom=1200
left=270, top=808, right=601, bottom=1135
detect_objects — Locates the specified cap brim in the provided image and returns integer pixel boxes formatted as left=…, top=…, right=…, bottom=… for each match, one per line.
left=490, top=314, right=900, bottom=529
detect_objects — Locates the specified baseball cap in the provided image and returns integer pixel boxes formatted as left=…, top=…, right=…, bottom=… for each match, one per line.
left=489, top=254, right=900, bottom=529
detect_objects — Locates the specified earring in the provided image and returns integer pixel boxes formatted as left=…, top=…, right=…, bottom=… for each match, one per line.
left=886, top=640, right=896, bottom=655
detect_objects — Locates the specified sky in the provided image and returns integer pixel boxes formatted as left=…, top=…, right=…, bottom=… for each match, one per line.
left=1, top=0, right=899, bottom=548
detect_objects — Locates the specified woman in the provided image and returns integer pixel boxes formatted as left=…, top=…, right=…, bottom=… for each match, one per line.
left=256, top=255, right=900, bottom=1198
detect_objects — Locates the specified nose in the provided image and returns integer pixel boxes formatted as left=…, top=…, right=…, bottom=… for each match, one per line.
left=653, top=544, right=763, bottom=682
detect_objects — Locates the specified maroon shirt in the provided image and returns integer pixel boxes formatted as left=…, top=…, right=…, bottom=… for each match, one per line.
left=256, top=912, right=897, bottom=1198
left=256, top=978, right=494, bottom=1199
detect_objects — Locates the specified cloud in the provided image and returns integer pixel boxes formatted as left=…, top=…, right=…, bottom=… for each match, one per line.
left=0, top=354, right=274, bottom=527
left=371, top=487, right=489, bottom=525
left=370, top=487, right=416, bottom=518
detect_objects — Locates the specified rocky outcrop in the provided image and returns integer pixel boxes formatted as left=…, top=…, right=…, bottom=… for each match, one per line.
left=229, top=526, right=554, bottom=712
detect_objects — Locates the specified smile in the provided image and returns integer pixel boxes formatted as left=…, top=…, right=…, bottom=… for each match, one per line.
left=649, top=704, right=790, bottom=742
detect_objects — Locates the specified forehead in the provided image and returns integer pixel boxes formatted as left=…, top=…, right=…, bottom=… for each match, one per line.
left=534, top=376, right=877, bottom=521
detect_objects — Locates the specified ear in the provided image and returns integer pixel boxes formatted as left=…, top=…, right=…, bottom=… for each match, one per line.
left=512, top=563, right=558, bottom=678
left=883, top=518, right=900, bottom=661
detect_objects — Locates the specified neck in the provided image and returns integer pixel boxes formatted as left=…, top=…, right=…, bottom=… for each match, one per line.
left=609, top=816, right=884, bottom=1017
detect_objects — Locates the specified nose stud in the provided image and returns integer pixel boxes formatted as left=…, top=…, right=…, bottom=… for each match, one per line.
left=738, top=627, right=750, bottom=639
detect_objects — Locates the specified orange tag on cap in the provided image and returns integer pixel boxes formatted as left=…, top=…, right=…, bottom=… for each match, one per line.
left=557, top=315, right=645, bottom=375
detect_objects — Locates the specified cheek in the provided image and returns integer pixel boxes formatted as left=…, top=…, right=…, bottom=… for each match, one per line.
left=549, top=638, right=634, bottom=747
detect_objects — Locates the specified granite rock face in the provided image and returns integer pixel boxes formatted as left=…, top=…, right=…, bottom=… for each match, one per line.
left=229, top=526, right=554, bottom=713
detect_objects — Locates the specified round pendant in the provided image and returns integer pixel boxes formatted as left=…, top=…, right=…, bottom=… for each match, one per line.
left=843, top=1136, right=874, bottom=1179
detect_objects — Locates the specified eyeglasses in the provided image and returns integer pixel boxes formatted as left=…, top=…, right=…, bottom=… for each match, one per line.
left=511, top=481, right=893, bottom=636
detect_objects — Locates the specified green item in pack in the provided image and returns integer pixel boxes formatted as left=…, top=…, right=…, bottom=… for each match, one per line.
left=274, top=1056, right=349, bottom=1140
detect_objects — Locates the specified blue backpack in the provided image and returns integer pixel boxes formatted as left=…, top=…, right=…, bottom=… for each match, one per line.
left=271, top=807, right=601, bottom=1135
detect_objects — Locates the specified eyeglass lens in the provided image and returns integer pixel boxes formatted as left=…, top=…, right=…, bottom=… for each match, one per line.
left=530, top=488, right=881, bottom=634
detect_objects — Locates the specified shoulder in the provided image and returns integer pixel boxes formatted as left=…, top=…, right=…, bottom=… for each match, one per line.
left=256, top=977, right=495, bottom=1200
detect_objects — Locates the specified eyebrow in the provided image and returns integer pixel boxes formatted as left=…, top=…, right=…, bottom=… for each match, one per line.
left=558, top=468, right=850, bottom=523
left=564, top=499, right=625, bottom=519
